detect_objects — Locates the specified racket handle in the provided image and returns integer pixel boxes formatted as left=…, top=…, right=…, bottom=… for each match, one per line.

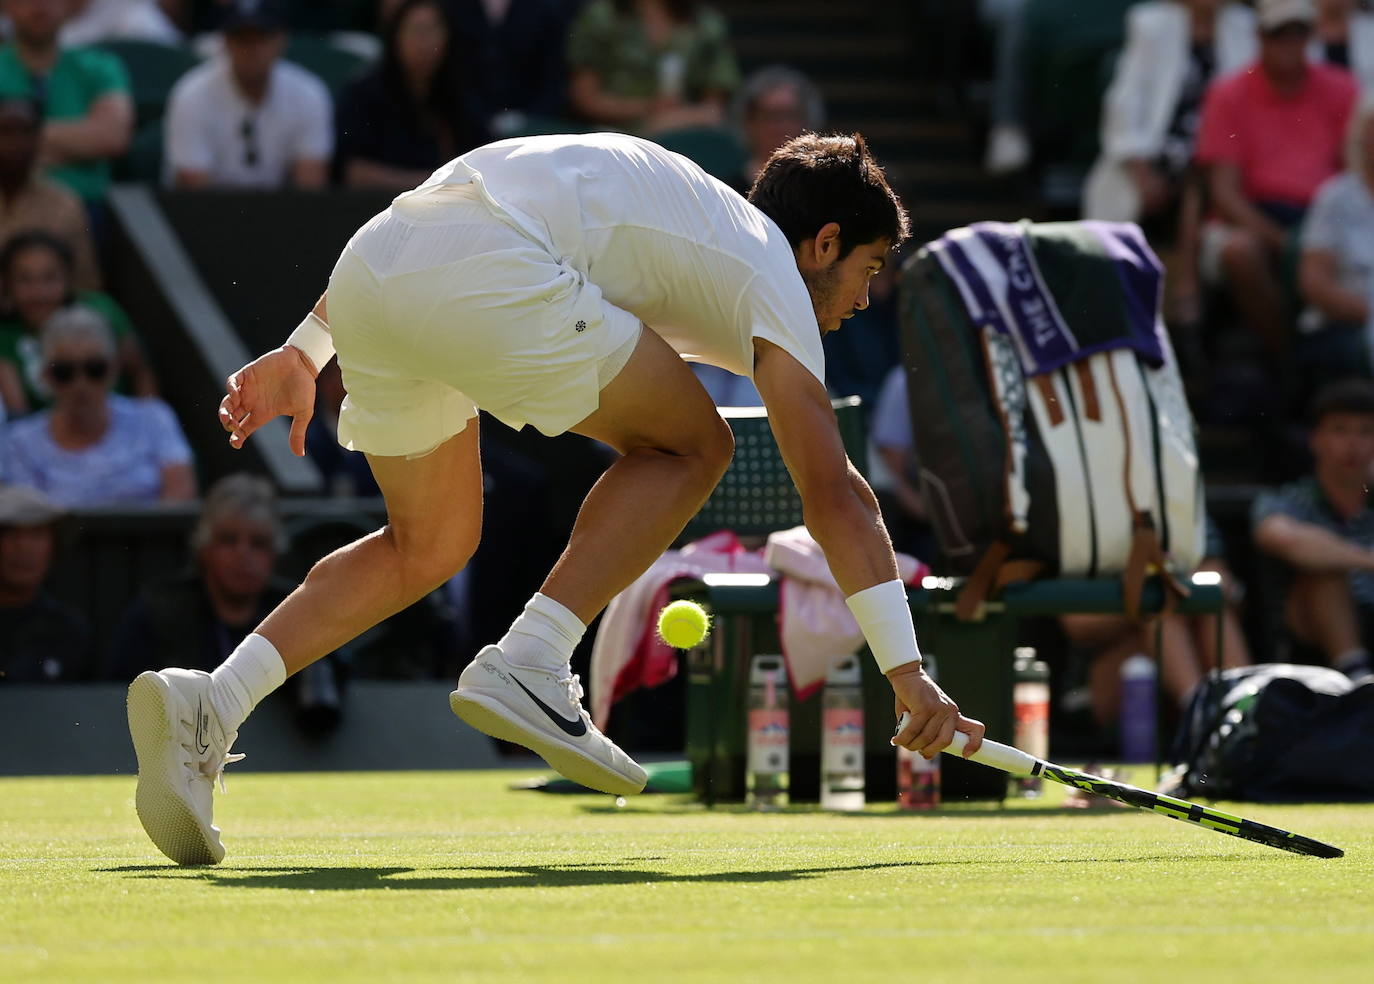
left=895, top=713, right=1041, bottom=776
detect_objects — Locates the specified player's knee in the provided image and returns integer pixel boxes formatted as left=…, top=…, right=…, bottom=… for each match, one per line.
left=386, top=522, right=479, bottom=596
left=698, top=413, right=734, bottom=482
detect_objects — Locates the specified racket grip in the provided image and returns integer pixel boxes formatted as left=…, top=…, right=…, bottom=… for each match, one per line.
left=895, top=713, right=1040, bottom=776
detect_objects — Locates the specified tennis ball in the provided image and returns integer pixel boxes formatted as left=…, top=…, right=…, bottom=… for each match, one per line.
left=658, top=600, right=711, bottom=649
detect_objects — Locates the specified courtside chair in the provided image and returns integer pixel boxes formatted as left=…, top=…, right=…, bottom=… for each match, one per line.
left=95, top=40, right=200, bottom=127
left=679, top=396, right=865, bottom=543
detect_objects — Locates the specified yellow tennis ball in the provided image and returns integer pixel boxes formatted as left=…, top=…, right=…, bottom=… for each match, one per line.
left=658, top=600, right=711, bottom=649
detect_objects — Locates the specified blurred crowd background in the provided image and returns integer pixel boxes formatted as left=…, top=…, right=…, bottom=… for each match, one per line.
left=2, top=0, right=1374, bottom=757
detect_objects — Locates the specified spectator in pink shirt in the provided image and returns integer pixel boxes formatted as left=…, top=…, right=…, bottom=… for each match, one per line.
left=1194, top=0, right=1358, bottom=363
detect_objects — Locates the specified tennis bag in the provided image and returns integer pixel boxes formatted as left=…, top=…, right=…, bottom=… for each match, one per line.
left=898, top=220, right=1204, bottom=619
left=1168, top=664, right=1374, bottom=802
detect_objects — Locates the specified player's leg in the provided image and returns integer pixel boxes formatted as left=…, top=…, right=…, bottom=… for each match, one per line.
left=128, top=425, right=483, bottom=865
left=450, top=327, right=729, bottom=794
left=544, top=326, right=734, bottom=622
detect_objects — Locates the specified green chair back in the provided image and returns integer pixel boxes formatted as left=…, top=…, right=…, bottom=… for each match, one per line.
left=95, top=40, right=201, bottom=126
left=653, top=126, right=747, bottom=184
left=284, top=34, right=370, bottom=94
left=681, top=396, right=866, bottom=541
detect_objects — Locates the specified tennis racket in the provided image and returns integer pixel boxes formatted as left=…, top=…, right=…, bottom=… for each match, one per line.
left=896, top=715, right=1343, bottom=858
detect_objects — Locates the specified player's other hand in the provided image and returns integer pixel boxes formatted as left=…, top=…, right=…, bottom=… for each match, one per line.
left=218, top=346, right=318, bottom=456
left=887, top=662, right=985, bottom=760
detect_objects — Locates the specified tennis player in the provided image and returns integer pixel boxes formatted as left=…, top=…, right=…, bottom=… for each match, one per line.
left=127, top=132, right=985, bottom=865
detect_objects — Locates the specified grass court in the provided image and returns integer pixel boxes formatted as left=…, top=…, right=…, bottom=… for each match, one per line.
left=3, top=768, right=1372, bottom=983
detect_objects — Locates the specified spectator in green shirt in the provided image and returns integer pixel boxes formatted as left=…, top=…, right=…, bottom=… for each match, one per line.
left=567, top=0, right=740, bottom=135
left=0, top=229, right=154, bottom=413
left=0, top=0, right=133, bottom=205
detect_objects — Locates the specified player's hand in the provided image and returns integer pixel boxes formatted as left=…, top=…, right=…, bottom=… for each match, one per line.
left=218, top=345, right=318, bottom=456
left=887, top=662, right=985, bottom=760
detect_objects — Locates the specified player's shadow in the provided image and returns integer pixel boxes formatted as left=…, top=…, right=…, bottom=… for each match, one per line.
left=100, top=859, right=921, bottom=891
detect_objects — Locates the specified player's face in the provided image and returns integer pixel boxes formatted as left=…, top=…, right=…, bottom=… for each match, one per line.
left=796, top=225, right=891, bottom=335
left=1310, top=411, right=1374, bottom=482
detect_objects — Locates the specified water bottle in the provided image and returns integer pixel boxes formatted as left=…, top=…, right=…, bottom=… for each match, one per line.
left=746, top=654, right=789, bottom=809
left=896, top=654, right=940, bottom=810
left=1120, top=652, right=1157, bottom=763
left=820, top=654, right=865, bottom=811
left=1012, top=647, right=1050, bottom=797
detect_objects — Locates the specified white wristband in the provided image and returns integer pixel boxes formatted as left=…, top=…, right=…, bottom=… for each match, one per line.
left=845, top=579, right=923, bottom=674
left=285, top=311, right=335, bottom=374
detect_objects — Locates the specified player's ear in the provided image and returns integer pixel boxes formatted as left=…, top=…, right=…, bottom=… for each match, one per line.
left=813, top=222, right=842, bottom=265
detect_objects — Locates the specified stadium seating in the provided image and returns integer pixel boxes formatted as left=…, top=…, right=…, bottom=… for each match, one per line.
left=94, top=39, right=201, bottom=126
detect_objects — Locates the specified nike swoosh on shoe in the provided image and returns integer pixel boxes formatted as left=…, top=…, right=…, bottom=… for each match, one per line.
left=508, top=672, right=589, bottom=737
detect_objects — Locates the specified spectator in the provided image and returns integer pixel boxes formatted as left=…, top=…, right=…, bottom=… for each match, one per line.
left=1060, top=547, right=1252, bottom=725
left=107, top=473, right=345, bottom=731
left=566, top=0, right=740, bottom=135
left=0, top=97, right=102, bottom=291
left=446, top=0, right=575, bottom=136
left=1313, top=0, right=1374, bottom=90
left=0, top=0, right=134, bottom=212
left=336, top=0, right=485, bottom=190
left=59, top=0, right=184, bottom=47
left=164, top=0, right=333, bottom=189
left=1253, top=379, right=1374, bottom=678
left=1084, top=1, right=1258, bottom=224
left=1, top=307, right=195, bottom=506
left=732, top=64, right=825, bottom=188
left=0, top=483, right=92, bottom=682
left=1194, top=0, right=1358, bottom=363
left=868, top=366, right=937, bottom=564
left=0, top=230, right=153, bottom=412
left=1298, top=94, right=1374, bottom=384
left=981, top=0, right=1033, bottom=173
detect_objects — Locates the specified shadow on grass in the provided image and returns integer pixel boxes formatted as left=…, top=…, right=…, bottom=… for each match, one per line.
left=98, top=859, right=918, bottom=891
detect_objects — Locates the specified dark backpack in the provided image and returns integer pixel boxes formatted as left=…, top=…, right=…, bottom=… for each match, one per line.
left=1168, top=664, right=1374, bottom=802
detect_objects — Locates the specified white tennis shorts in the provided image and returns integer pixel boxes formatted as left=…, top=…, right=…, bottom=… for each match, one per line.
left=326, top=183, right=642, bottom=458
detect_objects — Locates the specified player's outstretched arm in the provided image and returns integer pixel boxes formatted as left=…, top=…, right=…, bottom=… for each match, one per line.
left=218, top=294, right=333, bottom=456
left=752, top=339, right=984, bottom=759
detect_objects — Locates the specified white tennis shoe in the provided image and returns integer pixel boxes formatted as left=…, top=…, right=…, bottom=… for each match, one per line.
left=450, top=645, right=647, bottom=796
left=127, top=668, right=244, bottom=865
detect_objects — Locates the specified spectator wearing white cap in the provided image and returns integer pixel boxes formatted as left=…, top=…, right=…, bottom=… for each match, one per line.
left=0, top=483, right=92, bottom=682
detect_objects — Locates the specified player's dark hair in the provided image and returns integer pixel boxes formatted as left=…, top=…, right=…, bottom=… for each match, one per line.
left=1310, top=379, right=1374, bottom=426
left=747, top=132, right=909, bottom=259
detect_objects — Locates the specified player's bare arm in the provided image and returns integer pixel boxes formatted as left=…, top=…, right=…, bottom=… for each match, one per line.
left=752, top=337, right=984, bottom=759
left=218, top=294, right=330, bottom=456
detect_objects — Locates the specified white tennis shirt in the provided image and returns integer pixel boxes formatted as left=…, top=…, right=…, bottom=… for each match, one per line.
left=396, top=132, right=826, bottom=387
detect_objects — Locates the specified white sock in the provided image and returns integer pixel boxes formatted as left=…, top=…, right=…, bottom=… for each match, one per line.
left=496, top=593, right=585, bottom=671
left=209, top=633, right=288, bottom=734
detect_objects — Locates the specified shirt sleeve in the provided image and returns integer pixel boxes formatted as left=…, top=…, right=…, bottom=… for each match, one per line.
left=1194, top=74, right=1242, bottom=166
left=163, top=79, right=214, bottom=176
left=81, top=48, right=132, bottom=101
left=1251, top=483, right=1314, bottom=529
left=143, top=399, right=193, bottom=468
left=295, top=75, right=335, bottom=162
left=871, top=367, right=913, bottom=452
left=1301, top=176, right=1345, bottom=253
left=566, top=0, right=614, bottom=71
left=688, top=11, right=741, bottom=95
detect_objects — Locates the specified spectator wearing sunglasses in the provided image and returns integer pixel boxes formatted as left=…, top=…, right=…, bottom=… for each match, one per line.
left=0, top=229, right=154, bottom=413
left=0, top=306, right=195, bottom=507
left=163, top=0, right=333, bottom=189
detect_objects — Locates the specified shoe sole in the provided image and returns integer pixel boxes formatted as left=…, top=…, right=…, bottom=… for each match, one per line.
left=127, top=672, right=223, bottom=866
left=450, top=689, right=646, bottom=797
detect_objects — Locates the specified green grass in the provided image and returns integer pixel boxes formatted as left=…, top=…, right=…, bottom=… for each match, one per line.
left=3, top=769, right=1372, bottom=984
